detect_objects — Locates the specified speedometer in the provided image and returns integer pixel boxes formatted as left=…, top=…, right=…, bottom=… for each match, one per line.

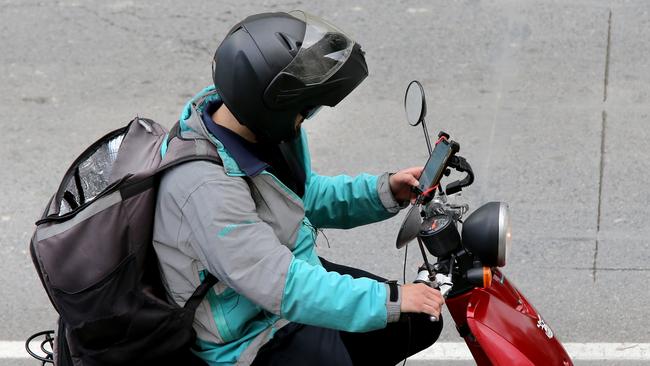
left=419, top=214, right=461, bottom=258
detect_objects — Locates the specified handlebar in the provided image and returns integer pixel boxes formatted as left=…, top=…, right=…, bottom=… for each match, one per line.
left=445, top=156, right=474, bottom=195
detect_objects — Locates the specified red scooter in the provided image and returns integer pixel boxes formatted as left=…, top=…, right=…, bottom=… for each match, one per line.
left=400, top=81, right=572, bottom=365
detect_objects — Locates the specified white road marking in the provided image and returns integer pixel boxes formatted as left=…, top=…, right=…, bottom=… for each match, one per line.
left=406, top=8, right=430, bottom=14
left=408, top=342, right=650, bottom=361
left=1, top=342, right=30, bottom=359
left=8, top=341, right=650, bottom=360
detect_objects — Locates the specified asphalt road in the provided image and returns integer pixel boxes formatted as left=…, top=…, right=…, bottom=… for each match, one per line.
left=1, top=0, right=649, bottom=365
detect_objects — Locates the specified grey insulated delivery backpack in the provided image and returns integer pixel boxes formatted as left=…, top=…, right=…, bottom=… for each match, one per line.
left=29, top=117, right=220, bottom=365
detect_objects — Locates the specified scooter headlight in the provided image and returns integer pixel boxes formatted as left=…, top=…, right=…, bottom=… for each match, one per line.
left=498, top=202, right=512, bottom=267
left=461, top=202, right=511, bottom=267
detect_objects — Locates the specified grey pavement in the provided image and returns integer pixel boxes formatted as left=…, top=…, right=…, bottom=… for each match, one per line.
left=1, top=0, right=649, bottom=365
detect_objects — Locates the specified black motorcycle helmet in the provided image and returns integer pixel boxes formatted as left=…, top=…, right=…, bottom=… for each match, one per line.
left=212, top=11, right=368, bottom=143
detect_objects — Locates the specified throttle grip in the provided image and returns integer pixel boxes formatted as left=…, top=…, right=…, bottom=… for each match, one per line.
left=414, top=268, right=452, bottom=322
left=413, top=276, right=440, bottom=322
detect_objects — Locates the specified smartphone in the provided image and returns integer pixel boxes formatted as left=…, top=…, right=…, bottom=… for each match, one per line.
left=415, top=139, right=454, bottom=194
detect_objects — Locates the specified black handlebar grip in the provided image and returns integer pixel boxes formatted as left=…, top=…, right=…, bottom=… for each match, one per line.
left=445, top=156, right=475, bottom=195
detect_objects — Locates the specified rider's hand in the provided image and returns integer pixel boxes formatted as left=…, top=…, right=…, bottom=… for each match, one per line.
left=389, top=167, right=423, bottom=204
left=400, top=283, right=445, bottom=318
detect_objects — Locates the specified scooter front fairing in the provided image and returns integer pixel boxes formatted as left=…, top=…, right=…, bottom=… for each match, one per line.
left=446, top=269, right=573, bottom=366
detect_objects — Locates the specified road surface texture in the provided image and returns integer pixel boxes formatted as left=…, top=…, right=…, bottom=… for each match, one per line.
left=1, top=0, right=648, bottom=365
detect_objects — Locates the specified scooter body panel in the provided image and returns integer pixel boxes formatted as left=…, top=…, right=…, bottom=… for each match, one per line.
left=446, top=269, right=572, bottom=366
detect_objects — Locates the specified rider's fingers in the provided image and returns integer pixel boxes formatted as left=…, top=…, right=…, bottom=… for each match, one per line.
left=401, top=166, right=424, bottom=179
left=431, top=289, right=445, bottom=304
left=420, top=302, right=441, bottom=317
left=394, top=172, right=419, bottom=188
left=421, top=286, right=445, bottom=304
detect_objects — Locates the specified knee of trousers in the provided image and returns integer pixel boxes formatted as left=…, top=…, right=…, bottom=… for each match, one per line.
left=406, top=313, right=444, bottom=352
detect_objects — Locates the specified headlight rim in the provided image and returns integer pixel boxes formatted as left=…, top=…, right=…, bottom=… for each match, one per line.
left=496, top=202, right=510, bottom=267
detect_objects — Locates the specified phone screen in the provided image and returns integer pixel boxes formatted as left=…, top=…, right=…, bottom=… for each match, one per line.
left=417, top=140, right=453, bottom=193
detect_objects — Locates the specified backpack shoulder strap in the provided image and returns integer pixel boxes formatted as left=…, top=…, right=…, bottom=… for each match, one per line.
left=158, top=121, right=223, bottom=173
left=158, top=122, right=222, bottom=305
left=184, top=273, right=219, bottom=311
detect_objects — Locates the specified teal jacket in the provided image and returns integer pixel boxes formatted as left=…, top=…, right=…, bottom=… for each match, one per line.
left=153, top=86, right=404, bottom=365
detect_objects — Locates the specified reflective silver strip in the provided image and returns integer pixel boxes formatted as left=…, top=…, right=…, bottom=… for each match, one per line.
left=377, top=172, right=405, bottom=213
left=385, top=282, right=402, bottom=323
left=34, top=191, right=123, bottom=242
left=137, top=118, right=153, bottom=133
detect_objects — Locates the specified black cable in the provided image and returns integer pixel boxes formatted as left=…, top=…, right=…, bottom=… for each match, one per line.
left=401, top=244, right=410, bottom=366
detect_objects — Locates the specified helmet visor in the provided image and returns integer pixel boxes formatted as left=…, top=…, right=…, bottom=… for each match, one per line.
left=283, top=11, right=355, bottom=85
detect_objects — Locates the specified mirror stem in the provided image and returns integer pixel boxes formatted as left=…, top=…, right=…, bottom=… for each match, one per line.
left=417, top=237, right=435, bottom=277
left=421, top=118, right=433, bottom=155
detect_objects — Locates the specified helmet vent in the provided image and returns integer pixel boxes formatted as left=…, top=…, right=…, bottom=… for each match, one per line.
left=276, top=32, right=301, bottom=55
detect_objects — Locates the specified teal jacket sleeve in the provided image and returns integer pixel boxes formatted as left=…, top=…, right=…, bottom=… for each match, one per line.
left=280, top=256, right=401, bottom=332
left=303, top=172, right=403, bottom=229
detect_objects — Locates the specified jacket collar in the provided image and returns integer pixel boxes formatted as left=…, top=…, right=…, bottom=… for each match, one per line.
left=178, top=86, right=314, bottom=181
left=200, top=100, right=269, bottom=177
left=180, top=87, right=247, bottom=177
